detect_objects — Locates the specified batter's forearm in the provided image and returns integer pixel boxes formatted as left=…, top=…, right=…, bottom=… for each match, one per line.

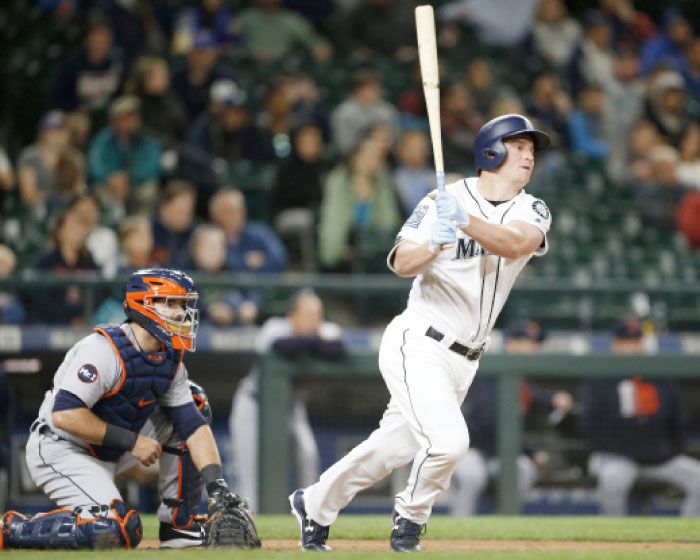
left=52, top=408, right=108, bottom=445
left=460, top=216, right=530, bottom=259
left=392, top=241, right=437, bottom=277
left=186, top=425, right=222, bottom=471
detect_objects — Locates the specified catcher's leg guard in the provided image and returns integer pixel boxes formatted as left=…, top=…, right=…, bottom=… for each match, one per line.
left=1, top=500, right=142, bottom=549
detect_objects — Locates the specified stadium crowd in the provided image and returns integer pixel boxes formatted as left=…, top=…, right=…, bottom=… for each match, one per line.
left=1, top=0, right=700, bottom=326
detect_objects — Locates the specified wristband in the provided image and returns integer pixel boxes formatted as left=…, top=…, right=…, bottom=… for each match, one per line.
left=103, top=424, right=138, bottom=452
left=457, top=214, right=470, bottom=230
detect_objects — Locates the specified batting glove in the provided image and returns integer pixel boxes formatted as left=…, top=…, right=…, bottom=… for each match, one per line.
left=429, top=219, right=457, bottom=254
left=435, top=192, right=470, bottom=228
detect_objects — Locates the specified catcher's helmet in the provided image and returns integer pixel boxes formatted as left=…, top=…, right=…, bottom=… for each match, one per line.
left=474, top=114, right=550, bottom=173
left=124, top=268, right=199, bottom=352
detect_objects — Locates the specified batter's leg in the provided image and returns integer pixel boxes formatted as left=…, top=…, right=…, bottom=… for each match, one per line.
left=303, top=400, right=420, bottom=526
left=449, top=449, right=488, bottom=515
left=641, top=455, right=700, bottom=516
left=589, top=451, right=638, bottom=515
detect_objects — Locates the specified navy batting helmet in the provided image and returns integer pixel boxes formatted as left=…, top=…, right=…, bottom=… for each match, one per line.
left=123, top=268, right=199, bottom=352
left=474, top=114, right=550, bottom=173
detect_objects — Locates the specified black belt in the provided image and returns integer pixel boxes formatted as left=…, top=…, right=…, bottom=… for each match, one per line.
left=425, top=327, right=484, bottom=361
left=30, top=420, right=61, bottom=440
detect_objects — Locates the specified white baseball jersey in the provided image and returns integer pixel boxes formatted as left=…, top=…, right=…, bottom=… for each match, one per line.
left=35, top=323, right=193, bottom=448
left=387, top=177, right=551, bottom=346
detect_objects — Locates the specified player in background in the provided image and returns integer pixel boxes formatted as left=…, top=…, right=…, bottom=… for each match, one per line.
left=229, top=290, right=347, bottom=512
left=450, top=320, right=574, bottom=515
left=0, top=268, right=259, bottom=550
left=580, top=317, right=700, bottom=516
left=290, top=114, right=553, bottom=551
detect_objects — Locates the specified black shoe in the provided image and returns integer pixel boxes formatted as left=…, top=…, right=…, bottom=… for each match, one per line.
left=289, top=489, right=331, bottom=551
left=159, top=520, right=206, bottom=549
left=390, top=510, right=424, bottom=552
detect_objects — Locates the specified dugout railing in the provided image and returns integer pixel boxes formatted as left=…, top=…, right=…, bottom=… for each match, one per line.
left=257, top=352, right=700, bottom=514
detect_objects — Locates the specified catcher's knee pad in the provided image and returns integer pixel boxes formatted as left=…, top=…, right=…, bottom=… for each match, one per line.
left=163, top=444, right=206, bottom=528
left=1, top=501, right=142, bottom=550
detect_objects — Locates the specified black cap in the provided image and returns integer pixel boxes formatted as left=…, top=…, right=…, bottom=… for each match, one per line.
left=505, top=320, right=546, bottom=342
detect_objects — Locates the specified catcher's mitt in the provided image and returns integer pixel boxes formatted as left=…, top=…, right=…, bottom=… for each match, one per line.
left=205, top=491, right=261, bottom=548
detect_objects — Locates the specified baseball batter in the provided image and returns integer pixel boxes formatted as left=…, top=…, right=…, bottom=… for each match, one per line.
left=290, top=114, right=552, bottom=551
left=0, top=269, right=260, bottom=550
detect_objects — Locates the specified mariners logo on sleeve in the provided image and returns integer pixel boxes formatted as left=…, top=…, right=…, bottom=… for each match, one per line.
left=532, top=199, right=550, bottom=220
left=404, top=204, right=428, bottom=229
left=77, top=363, right=98, bottom=383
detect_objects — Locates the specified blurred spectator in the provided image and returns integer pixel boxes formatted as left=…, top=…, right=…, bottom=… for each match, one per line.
left=393, top=129, right=434, bottom=217
left=257, top=74, right=330, bottom=156
left=237, top=0, right=332, bottom=63
left=0, top=145, right=15, bottom=195
left=681, top=37, right=700, bottom=97
left=209, top=189, right=288, bottom=274
left=185, top=79, right=274, bottom=210
left=639, top=8, right=693, bottom=76
left=171, top=29, right=233, bottom=119
left=580, top=317, right=700, bottom=516
left=88, top=96, right=163, bottom=224
left=186, top=223, right=258, bottom=326
left=635, top=145, right=687, bottom=232
left=440, top=81, right=482, bottom=173
left=612, top=119, right=660, bottom=187
left=70, top=194, right=119, bottom=278
left=597, top=0, right=656, bottom=50
left=332, top=0, right=419, bottom=62
left=567, top=82, right=611, bottom=160
left=330, top=69, right=400, bottom=157
left=32, top=206, right=100, bottom=325
left=0, top=245, right=26, bottom=324
left=605, top=49, right=645, bottom=180
left=465, top=58, right=513, bottom=119
left=124, top=56, right=189, bottom=142
left=678, top=192, right=700, bottom=249
left=317, top=134, right=400, bottom=271
left=522, top=72, right=572, bottom=150
left=51, top=14, right=124, bottom=131
left=529, top=0, right=582, bottom=70
left=117, top=215, right=155, bottom=272
left=439, top=0, right=538, bottom=47
left=64, top=110, right=91, bottom=153
left=172, top=0, right=242, bottom=55
left=271, top=123, right=327, bottom=272
left=568, top=11, right=616, bottom=93
left=450, top=321, right=573, bottom=515
left=676, top=123, right=700, bottom=190
left=17, top=111, right=86, bottom=215
left=229, top=290, right=347, bottom=511
left=645, top=70, right=693, bottom=146
left=151, top=179, right=199, bottom=269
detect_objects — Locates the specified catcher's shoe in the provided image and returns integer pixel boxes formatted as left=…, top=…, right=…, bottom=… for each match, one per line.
left=390, top=510, right=424, bottom=552
left=289, top=489, right=331, bottom=551
left=159, top=520, right=207, bottom=548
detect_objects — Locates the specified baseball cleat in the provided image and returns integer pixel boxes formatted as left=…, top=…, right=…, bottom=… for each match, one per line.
left=289, top=489, right=331, bottom=551
left=159, top=520, right=206, bottom=548
left=390, top=510, right=424, bottom=552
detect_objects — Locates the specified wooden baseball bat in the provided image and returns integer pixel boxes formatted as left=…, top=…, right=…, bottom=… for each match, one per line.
left=415, top=4, right=454, bottom=249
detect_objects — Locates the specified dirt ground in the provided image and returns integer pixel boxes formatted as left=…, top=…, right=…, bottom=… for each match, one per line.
left=141, top=538, right=700, bottom=551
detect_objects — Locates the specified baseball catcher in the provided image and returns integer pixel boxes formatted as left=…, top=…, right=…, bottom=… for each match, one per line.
left=0, top=269, right=260, bottom=550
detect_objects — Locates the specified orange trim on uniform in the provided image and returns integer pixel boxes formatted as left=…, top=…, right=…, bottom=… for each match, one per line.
left=94, top=327, right=128, bottom=398
left=32, top=508, right=72, bottom=518
left=172, top=442, right=193, bottom=530
left=86, top=443, right=99, bottom=459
